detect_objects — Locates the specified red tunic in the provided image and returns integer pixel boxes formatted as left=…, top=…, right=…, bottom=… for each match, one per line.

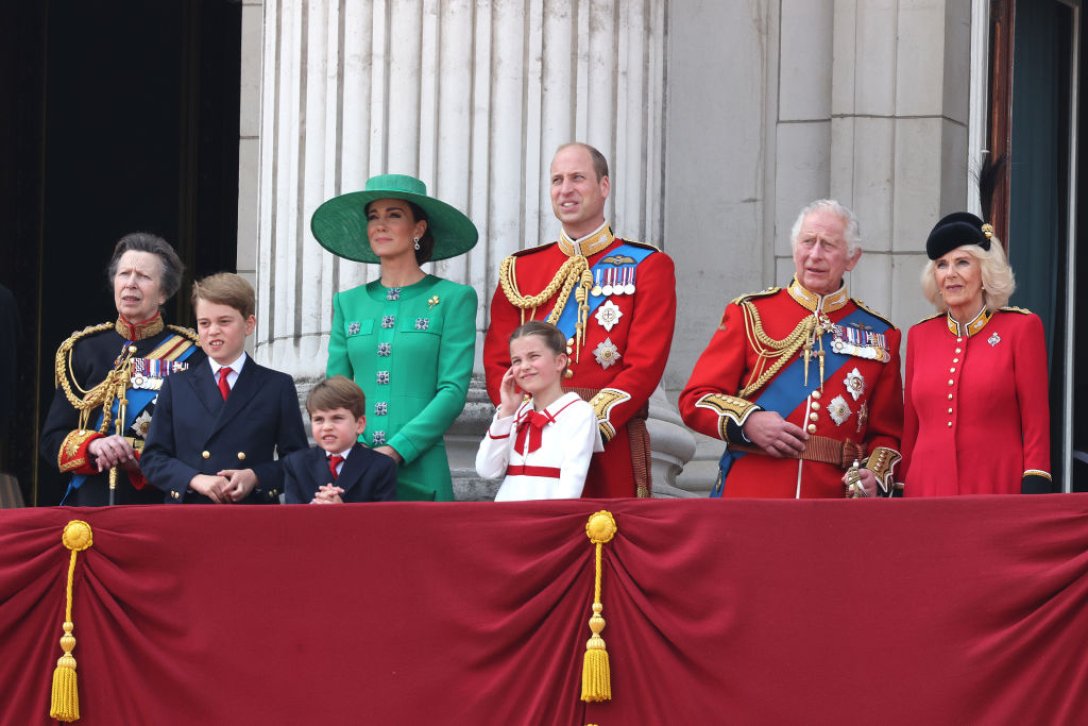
left=679, top=281, right=904, bottom=498
left=901, top=308, right=1051, bottom=496
left=483, top=229, right=676, bottom=497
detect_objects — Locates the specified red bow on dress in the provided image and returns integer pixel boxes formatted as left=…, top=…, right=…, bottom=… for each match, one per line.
left=514, top=410, right=554, bottom=454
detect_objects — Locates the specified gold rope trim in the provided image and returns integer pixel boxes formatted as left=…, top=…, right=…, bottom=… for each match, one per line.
left=738, top=301, right=814, bottom=398
left=54, top=324, right=138, bottom=435
left=50, top=520, right=94, bottom=722
left=581, top=510, right=617, bottom=703
left=498, top=254, right=593, bottom=360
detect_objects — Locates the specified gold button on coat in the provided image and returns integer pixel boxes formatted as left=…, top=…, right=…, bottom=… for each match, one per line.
left=170, top=491, right=180, bottom=500
left=237, top=452, right=246, bottom=461
left=201, top=450, right=210, bottom=459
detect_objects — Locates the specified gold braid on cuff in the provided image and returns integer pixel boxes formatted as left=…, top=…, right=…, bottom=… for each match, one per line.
left=865, top=446, right=902, bottom=495
left=589, top=388, right=631, bottom=443
left=693, top=393, right=758, bottom=443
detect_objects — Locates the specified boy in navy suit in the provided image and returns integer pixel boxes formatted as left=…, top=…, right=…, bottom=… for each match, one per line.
left=142, top=273, right=307, bottom=503
left=284, top=376, right=397, bottom=504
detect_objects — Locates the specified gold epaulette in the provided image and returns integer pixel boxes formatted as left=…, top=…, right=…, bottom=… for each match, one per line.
left=53, top=323, right=114, bottom=387
left=852, top=298, right=896, bottom=328
left=167, top=324, right=200, bottom=344
left=914, top=311, right=944, bottom=325
left=1000, top=306, right=1033, bottom=315
left=730, top=286, right=780, bottom=306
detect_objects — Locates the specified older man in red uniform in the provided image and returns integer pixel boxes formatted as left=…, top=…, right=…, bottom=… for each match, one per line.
left=680, top=200, right=903, bottom=498
left=483, top=143, right=676, bottom=497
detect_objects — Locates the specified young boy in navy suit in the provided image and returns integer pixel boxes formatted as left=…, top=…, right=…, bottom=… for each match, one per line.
left=284, top=376, right=397, bottom=504
left=142, top=273, right=307, bottom=503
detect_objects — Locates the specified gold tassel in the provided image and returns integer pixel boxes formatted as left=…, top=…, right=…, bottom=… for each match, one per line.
left=581, top=510, right=617, bottom=703
left=50, top=520, right=94, bottom=723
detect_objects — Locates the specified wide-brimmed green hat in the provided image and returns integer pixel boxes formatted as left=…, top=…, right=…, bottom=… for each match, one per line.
left=311, top=173, right=479, bottom=263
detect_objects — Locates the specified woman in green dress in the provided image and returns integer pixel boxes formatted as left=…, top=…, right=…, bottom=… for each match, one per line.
left=311, top=174, right=478, bottom=500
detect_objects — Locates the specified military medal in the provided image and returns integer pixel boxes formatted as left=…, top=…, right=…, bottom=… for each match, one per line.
left=595, top=300, right=623, bottom=332
left=623, top=267, right=636, bottom=295
left=988, top=331, right=1001, bottom=347
left=130, top=357, right=186, bottom=391
left=591, top=269, right=603, bottom=297
left=593, top=338, right=621, bottom=369
left=828, top=395, right=852, bottom=426
left=843, top=368, right=865, bottom=401
left=831, top=324, right=889, bottom=362
left=601, top=268, right=614, bottom=296
left=132, top=410, right=154, bottom=438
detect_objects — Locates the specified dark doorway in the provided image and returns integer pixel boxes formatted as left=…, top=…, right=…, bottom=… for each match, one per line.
left=990, top=0, right=1087, bottom=491
left=0, top=1, right=242, bottom=505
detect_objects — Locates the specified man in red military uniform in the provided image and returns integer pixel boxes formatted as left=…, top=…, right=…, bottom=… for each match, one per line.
left=483, top=143, right=676, bottom=497
left=680, top=200, right=903, bottom=498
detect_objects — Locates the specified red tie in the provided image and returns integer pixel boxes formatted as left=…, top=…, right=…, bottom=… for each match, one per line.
left=327, top=455, right=344, bottom=480
left=514, top=410, right=552, bottom=455
left=217, top=367, right=232, bottom=400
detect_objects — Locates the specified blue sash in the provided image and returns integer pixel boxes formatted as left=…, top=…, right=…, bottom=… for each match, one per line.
left=711, top=307, right=889, bottom=497
left=63, top=335, right=198, bottom=503
left=550, top=243, right=655, bottom=339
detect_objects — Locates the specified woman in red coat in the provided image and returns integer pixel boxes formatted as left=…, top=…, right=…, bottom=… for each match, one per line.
left=901, top=212, right=1051, bottom=496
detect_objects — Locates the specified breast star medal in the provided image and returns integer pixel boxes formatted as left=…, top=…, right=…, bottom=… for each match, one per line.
left=594, top=300, right=623, bottom=332
left=593, top=338, right=621, bottom=369
left=988, top=331, right=1001, bottom=347
left=843, top=368, right=865, bottom=401
left=828, top=395, right=852, bottom=426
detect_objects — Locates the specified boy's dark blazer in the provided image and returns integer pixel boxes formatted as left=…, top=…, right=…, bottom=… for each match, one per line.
left=283, top=442, right=398, bottom=504
left=142, top=358, right=308, bottom=503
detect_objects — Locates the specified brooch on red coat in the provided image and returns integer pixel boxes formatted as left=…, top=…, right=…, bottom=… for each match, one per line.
left=987, top=331, right=1001, bottom=347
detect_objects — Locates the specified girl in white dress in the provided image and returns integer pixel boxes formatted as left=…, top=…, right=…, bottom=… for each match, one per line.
left=476, top=321, right=603, bottom=500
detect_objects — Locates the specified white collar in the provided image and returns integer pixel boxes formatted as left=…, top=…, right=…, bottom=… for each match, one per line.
left=210, top=351, right=248, bottom=375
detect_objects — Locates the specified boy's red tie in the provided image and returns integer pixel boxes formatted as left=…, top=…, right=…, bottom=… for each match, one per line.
left=217, top=367, right=232, bottom=400
left=327, top=455, right=344, bottom=480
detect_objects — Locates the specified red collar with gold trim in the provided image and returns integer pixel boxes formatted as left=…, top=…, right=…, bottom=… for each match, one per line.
left=787, top=278, right=849, bottom=315
left=115, top=313, right=165, bottom=342
left=945, top=307, right=991, bottom=337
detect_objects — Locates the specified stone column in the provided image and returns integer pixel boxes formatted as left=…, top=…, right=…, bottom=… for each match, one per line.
left=241, top=0, right=690, bottom=499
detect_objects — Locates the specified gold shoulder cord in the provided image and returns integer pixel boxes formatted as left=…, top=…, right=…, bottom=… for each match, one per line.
left=498, top=254, right=594, bottom=360
left=167, top=324, right=200, bottom=343
left=738, top=302, right=814, bottom=398
left=54, top=323, right=137, bottom=435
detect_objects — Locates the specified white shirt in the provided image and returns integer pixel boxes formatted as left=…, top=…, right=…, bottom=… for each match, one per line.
left=476, top=392, right=604, bottom=501
left=209, top=352, right=248, bottom=391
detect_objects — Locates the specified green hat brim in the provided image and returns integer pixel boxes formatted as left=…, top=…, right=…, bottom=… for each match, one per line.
left=311, top=187, right=478, bottom=264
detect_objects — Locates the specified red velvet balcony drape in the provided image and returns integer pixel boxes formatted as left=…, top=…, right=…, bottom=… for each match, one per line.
left=2, top=497, right=1087, bottom=725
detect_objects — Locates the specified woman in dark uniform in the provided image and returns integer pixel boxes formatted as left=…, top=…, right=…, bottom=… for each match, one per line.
left=40, top=233, right=204, bottom=505
left=901, top=213, right=1051, bottom=496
